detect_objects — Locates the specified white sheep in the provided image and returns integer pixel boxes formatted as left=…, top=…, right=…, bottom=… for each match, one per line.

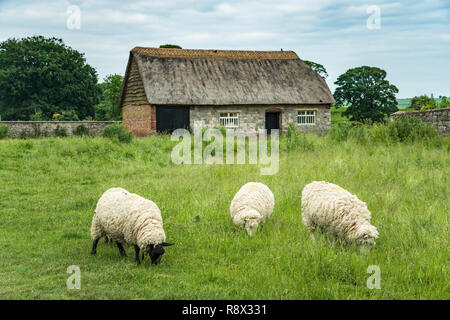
left=90, top=187, right=174, bottom=264
left=301, top=181, right=378, bottom=248
left=230, top=182, right=275, bottom=236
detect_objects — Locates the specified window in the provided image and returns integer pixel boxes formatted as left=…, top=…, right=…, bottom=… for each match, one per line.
left=297, top=110, right=316, bottom=125
left=219, top=112, right=239, bottom=128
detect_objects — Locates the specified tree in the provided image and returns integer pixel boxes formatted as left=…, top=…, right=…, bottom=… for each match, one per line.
left=0, top=36, right=100, bottom=120
left=94, top=74, right=123, bottom=120
left=410, top=95, right=434, bottom=110
left=303, top=60, right=328, bottom=79
left=421, top=98, right=437, bottom=110
left=159, top=44, right=182, bottom=49
left=439, top=96, right=449, bottom=108
left=334, top=66, right=398, bottom=122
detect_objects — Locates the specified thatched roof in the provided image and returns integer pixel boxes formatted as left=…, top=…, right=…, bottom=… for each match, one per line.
left=120, top=47, right=335, bottom=107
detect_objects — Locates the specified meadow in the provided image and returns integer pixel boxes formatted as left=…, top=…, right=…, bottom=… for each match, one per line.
left=0, top=123, right=448, bottom=299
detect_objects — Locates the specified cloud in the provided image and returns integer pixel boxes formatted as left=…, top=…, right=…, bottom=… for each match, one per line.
left=0, top=0, right=449, bottom=97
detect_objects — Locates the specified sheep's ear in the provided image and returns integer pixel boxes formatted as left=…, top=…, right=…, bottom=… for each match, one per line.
left=162, top=242, right=174, bottom=247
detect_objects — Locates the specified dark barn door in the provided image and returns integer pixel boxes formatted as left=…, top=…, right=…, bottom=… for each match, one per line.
left=265, top=112, right=280, bottom=134
left=156, top=106, right=190, bottom=134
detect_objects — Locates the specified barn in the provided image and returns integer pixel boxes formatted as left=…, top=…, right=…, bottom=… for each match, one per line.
left=119, top=47, right=335, bottom=137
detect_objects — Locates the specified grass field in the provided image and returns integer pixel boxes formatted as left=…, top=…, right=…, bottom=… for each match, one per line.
left=330, top=106, right=349, bottom=123
left=0, top=130, right=448, bottom=299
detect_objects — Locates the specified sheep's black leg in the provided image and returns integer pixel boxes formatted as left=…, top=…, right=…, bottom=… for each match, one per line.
left=116, top=241, right=127, bottom=257
left=91, top=238, right=100, bottom=255
left=134, top=245, right=141, bottom=264
left=142, top=252, right=145, bottom=261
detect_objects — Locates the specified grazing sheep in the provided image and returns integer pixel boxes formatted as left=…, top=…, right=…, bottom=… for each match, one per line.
left=90, top=188, right=174, bottom=264
left=301, top=181, right=378, bottom=247
left=230, top=182, right=275, bottom=236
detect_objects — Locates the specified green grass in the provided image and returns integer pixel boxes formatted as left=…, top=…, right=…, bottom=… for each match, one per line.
left=331, top=106, right=350, bottom=123
left=0, top=133, right=448, bottom=299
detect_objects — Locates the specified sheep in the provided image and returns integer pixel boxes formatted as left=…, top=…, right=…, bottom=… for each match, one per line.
left=301, top=181, right=378, bottom=248
left=230, top=182, right=275, bottom=236
left=90, top=187, right=174, bottom=264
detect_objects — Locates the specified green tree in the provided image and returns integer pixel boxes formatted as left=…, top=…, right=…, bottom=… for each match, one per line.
left=159, top=44, right=182, bottom=49
left=334, top=66, right=398, bottom=122
left=410, top=95, right=434, bottom=110
left=0, top=36, right=100, bottom=120
left=303, top=60, right=328, bottom=79
left=94, top=74, right=123, bottom=120
left=421, top=98, right=437, bottom=110
left=439, top=96, right=449, bottom=108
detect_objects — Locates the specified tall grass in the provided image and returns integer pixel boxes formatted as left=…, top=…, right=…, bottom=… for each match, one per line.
left=328, top=116, right=441, bottom=146
left=0, top=124, right=8, bottom=139
left=0, top=125, right=448, bottom=299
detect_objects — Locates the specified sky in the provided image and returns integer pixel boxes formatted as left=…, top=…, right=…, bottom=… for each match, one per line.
left=0, top=0, right=449, bottom=98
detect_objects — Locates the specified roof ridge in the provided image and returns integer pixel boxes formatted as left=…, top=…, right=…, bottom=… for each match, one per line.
left=131, top=47, right=299, bottom=60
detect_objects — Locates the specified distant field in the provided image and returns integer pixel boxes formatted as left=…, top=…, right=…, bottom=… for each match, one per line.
left=397, top=99, right=412, bottom=109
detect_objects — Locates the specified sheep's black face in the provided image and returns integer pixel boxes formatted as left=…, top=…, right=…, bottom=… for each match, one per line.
left=146, top=243, right=174, bottom=265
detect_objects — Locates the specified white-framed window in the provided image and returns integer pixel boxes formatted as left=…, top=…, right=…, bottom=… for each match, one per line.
left=297, top=110, right=316, bottom=125
left=219, top=112, right=239, bottom=128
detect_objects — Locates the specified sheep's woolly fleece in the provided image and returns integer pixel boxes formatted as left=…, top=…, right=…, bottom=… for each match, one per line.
left=91, top=188, right=166, bottom=249
left=301, top=181, right=378, bottom=245
left=230, top=182, right=275, bottom=233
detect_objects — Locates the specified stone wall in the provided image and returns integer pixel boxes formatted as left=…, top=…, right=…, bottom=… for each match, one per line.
left=0, top=121, right=117, bottom=138
left=390, top=107, right=450, bottom=134
left=190, top=105, right=331, bottom=135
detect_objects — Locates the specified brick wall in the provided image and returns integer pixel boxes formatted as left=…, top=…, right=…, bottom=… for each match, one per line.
left=390, top=107, right=450, bottom=134
left=0, top=121, right=117, bottom=138
left=122, top=104, right=153, bottom=137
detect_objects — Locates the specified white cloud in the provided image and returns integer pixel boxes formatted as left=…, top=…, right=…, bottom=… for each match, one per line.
left=0, top=0, right=449, bottom=97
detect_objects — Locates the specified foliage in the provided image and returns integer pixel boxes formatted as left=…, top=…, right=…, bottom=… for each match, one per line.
left=52, top=110, right=80, bottom=121
left=330, top=106, right=350, bottom=124
left=334, top=66, right=399, bottom=123
left=410, top=95, right=434, bottom=110
left=0, top=124, right=8, bottom=139
left=159, top=44, right=182, bottom=49
left=54, top=125, right=67, bottom=137
left=328, top=116, right=439, bottom=144
left=0, top=36, right=101, bottom=120
left=282, top=123, right=315, bottom=151
left=94, top=74, right=123, bottom=121
left=29, top=110, right=46, bottom=121
left=73, top=125, right=90, bottom=137
left=303, top=60, right=328, bottom=79
left=102, top=124, right=133, bottom=143
left=439, top=96, right=449, bottom=108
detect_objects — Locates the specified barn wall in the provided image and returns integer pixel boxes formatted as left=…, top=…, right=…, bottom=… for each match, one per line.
left=122, top=59, right=148, bottom=107
left=122, top=104, right=155, bottom=137
left=190, top=105, right=331, bottom=135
